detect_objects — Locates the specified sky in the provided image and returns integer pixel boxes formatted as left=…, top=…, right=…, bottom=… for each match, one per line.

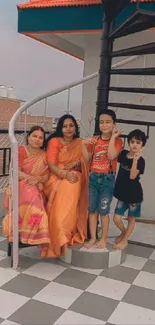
left=0, top=0, right=84, bottom=118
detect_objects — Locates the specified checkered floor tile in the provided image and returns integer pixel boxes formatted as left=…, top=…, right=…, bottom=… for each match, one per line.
left=0, top=225, right=155, bottom=324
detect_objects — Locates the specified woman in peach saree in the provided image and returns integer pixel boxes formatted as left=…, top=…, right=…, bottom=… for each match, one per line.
left=41, top=114, right=95, bottom=258
left=3, top=126, right=50, bottom=253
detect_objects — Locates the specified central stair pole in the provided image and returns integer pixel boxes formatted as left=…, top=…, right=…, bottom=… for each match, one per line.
left=94, top=16, right=113, bottom=135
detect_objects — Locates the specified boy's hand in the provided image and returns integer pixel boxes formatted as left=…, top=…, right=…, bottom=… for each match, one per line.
left=111, top=129, right=123, bottom=139
left=134, top=150, right=142, bottom=161
left=83, top=137, right=97, bottom=146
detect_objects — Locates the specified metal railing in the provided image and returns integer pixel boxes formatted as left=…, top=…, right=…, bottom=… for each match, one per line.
left=8, top=55, right=138, bottom=269
left=0, top=148, right=11, bottom=177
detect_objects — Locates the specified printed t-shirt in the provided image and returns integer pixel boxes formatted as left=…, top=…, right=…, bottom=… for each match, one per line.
left=88, top=136, right=123, bottom=173
left=114, top=149, right=145, bottom=203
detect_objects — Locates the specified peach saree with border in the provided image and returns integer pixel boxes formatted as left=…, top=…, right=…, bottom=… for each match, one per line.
left=3, top=146, right=50, bottom=250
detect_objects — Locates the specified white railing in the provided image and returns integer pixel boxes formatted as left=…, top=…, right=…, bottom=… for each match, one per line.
left=9, top=55, right=138, bottom=269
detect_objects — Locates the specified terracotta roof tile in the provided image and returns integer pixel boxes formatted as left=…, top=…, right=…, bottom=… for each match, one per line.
left=18, top=0, right=155, bottom=9
left=18, top=0, right=100, bottom=8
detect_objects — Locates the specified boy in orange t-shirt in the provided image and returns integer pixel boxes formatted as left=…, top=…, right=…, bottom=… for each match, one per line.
left=84, top=109, right=123, bottom=249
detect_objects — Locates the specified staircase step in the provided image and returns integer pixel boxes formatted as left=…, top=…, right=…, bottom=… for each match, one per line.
left=109, top=87, right=155, bottom=95
left=111, top=42, right=155, bottom=57
left=109, top=9, right=155, bottom=39
left=60, top=241, right=127, bottom=269
left=104, top=0, right=131, bottom=22
left=116, top=118, right=155, bottom=127
left=109, top=102, right=155, bottom=112
left=111, top=67, right=155, bottom=76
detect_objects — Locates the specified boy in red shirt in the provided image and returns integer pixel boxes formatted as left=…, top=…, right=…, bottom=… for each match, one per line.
left=85, top=109, right=123, bottom=249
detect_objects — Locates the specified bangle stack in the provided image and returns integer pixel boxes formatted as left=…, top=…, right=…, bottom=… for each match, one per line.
left=35, top=176, right=43, bottom=183
left=75, top=160, right=80, bottom=167
left=58, top=169, right=68, bottom=179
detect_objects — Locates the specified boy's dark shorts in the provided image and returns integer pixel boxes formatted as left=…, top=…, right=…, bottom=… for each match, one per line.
left=115, top=200, right=141, bottom=218
left=88, top=171, right=115, bottom=216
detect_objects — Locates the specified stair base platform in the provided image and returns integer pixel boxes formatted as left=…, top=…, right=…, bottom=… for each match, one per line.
left=60, top=241, right=127, bottom=269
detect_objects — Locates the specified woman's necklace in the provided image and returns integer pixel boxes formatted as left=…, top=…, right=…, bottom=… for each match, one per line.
left=26, top=145, right=40, bottom=155
left=62, top=137, right=73, bottom=144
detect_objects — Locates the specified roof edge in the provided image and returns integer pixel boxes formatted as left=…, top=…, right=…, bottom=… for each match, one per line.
left=17, top=0, right=155, bottom=10
left=17, top=1, right=102, bottom=10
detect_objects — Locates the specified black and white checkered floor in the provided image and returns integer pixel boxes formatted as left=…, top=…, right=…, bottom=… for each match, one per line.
left=0, top=225, right=155, bottom=324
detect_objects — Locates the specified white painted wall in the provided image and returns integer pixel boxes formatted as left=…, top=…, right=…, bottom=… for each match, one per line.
left=81, top=30, right=155, bottom=219
left=81, top=35, right=100, bottom=137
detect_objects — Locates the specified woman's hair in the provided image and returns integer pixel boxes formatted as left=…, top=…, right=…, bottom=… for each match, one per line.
left=45, top=114, right=79, bottom=148
left=26, top=125, right=46, bottom=147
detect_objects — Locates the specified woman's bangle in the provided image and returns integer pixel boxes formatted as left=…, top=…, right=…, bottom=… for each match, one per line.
left=37, top=176, right=41, bottom=183
left=34, top=176, right=43, bottom=184
left=58, top=169, right=68, bottom=179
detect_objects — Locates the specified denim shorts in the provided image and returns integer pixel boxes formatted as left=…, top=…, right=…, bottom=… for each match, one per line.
left=115, top=200, right=141, bottom=218
left=88, top=171, right=115, bottom=216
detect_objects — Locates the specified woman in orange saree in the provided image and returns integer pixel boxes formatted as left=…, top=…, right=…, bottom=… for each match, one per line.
left=41, top=114, right=96, bottom=258
left=3, top=126, right=50, bottom=253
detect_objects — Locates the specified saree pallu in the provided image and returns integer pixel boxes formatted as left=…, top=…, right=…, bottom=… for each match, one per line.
left=41, top=138, right=89, bottom=258
left=3, top=149, right=50, bottom=249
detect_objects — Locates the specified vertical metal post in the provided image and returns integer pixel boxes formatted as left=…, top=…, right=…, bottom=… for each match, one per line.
left=2, top=149, right=6, bottom=176
left=146, top=125, right=149, bottom=138
left=67, top=88, right=71, bottom=114
left=12, top=142, right=19, bottom=269
left=94, top=16, right=113, bottom=134
left=24, top=110, right=27, bottom=134
left=8, top=148, right=11, bottom=170
left=43, top=98, right=47, bottom=125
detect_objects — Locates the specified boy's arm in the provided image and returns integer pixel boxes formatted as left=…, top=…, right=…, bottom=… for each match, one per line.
left=108, top=131, right=123, bottom=160
left=82, top=137, right=97, bottom=163
left=130, top=152, right=144, bottom=179
left=130, top=159, right=139, bottom=180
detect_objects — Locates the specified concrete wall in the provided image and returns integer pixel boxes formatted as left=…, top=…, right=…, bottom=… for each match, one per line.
left=81, top=35, right=100, bottom=137
left=81, top=30, right=155, bottom=219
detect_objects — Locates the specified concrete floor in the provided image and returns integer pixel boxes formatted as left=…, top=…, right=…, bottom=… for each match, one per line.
left=109, top=218, right=155, bottom=247
left=0, top=219, right=155, bottom=324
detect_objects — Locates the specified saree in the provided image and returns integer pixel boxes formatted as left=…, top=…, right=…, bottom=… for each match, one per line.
left=3, top=146, right=50, bottom=249
left=41, top=137, right=89, bottom=258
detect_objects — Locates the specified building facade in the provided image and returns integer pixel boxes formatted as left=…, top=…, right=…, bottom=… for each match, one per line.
left=16, top=0, right=155, bottom=219
left=0, top=86, right=53, bottom=175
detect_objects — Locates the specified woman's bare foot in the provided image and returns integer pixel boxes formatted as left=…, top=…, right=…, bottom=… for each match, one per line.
left=114, top=240, right=128, bottom=250
left=84, top=239, right=96, bottom=249
left=95, top=239, right=107, bottom=249
left=115, top=231, right=125, bottom=244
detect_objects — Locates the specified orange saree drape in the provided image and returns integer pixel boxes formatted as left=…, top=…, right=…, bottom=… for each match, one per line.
left=41, top=137, right=89, bottom=258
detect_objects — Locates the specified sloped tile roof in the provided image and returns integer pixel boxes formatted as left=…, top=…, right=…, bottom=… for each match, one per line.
left=18, top=0, right=155, bottom=9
